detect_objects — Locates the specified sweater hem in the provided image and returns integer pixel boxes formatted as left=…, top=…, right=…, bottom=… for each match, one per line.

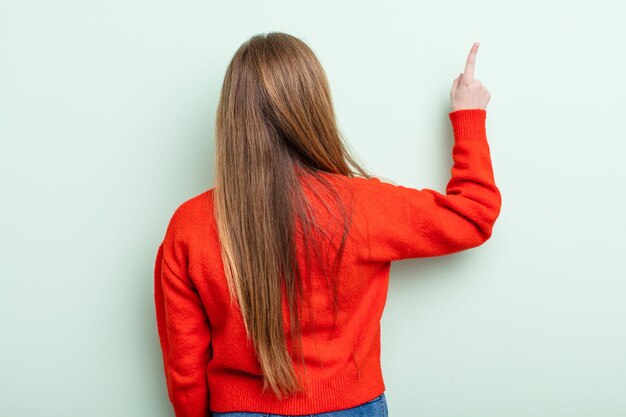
left=208, top=361, right=386, bottom=415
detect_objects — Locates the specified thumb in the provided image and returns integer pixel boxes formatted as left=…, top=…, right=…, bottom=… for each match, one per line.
left=451, top=72, right=462, bottom=92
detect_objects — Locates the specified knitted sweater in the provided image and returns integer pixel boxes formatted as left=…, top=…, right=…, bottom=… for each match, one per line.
left=153, top=109, right=502, bottom=417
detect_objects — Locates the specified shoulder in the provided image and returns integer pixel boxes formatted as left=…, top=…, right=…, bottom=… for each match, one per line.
left=347, top=175, right=402, bottom=197
left=317, top=172, right=396, bottom=188
left=164, top=187, right=215, bottom=238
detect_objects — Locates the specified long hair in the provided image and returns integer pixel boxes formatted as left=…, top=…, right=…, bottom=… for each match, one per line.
left=213, top=32, right=372, bottom=400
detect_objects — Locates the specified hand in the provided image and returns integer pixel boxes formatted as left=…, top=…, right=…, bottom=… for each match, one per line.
left=450, top=42, right=491, bottom=111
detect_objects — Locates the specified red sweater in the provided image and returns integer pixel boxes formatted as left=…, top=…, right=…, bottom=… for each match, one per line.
left=154, top=109, right=501, bottom=417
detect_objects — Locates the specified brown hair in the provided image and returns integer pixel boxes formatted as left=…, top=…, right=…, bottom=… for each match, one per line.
left=213, top=32, right=371, bottom=399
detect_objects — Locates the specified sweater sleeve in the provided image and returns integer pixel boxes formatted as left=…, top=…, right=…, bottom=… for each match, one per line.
left=358, top=109, right=502, bottom=262
left=154, top=207, right=212, bottom=417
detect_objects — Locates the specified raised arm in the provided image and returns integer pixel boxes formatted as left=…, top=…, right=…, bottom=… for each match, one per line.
left=356, top=108, right=501, bottom=263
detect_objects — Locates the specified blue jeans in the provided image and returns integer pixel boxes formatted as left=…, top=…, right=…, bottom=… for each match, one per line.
left=212, top=392, right=388, bottom=417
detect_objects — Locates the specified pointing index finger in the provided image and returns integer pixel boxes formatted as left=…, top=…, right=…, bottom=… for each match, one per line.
left=463, top=42, right=479, bottom=80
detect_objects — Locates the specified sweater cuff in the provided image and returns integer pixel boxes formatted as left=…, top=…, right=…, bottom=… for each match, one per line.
left=448, top=109, right=487, bottom=141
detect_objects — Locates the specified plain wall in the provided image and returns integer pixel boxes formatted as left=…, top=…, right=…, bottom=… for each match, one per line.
left=1, top=1, right=624, bottom=416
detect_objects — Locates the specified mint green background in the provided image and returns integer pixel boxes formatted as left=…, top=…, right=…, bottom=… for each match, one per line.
left=1, top=1, right=624, bottom=416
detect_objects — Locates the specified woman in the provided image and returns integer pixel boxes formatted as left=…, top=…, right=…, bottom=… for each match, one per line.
left=154, top=32, right=500, bottom=417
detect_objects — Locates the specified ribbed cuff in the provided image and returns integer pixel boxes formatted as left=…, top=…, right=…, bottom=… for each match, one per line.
left=448, top=108, right=487, bottom=141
